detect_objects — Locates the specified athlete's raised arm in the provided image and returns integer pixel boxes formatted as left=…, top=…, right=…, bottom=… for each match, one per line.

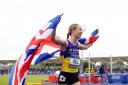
left=51, top=29, right=67, bottom=46
left=78, top=42, right=93, bottom=50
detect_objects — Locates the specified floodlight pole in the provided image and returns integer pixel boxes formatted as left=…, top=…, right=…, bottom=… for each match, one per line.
left=88, top=52, right=91, bottom=85
left=110, top=55, right=113, bottom=74
left=81, top=50, right=84, bottom=73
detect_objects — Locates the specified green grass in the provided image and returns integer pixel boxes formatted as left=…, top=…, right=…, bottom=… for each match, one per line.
left=0, top=74, right=48, bottom=85
left=0, top=74, right=9, bottom=85
left=26, top=74, right=48, bottom=83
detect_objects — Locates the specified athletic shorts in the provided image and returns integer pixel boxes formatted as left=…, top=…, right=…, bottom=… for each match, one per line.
left=58, top=71, right=79, bottom=85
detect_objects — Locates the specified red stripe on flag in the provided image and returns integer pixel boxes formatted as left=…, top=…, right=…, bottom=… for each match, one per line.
left=19, top=45, right=43, bottom=81
left=14, top=57, right=21, bottom=85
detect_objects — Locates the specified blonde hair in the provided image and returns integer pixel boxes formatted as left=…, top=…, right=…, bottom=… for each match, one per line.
left=67, top=24, right=79, bottom=39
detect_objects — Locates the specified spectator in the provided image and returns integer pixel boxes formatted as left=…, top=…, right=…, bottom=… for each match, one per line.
left=99, top=65, right=105, bottom=83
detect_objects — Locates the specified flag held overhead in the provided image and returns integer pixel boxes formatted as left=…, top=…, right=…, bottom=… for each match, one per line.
left=9, top=14, right=62, bottom=85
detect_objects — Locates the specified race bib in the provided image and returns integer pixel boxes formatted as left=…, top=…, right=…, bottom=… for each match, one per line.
left=69, top=58, right=80, bottom=68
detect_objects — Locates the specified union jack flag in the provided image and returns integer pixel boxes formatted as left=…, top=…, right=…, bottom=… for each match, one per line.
left=9, top=14, right=62, bottom=85
left=78, top=29, right=99, bottom=45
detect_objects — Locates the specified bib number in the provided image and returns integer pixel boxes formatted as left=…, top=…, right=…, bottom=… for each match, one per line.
left=70, top=58, right=80, bottom=68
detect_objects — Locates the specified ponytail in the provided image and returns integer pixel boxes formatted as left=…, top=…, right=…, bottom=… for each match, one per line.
left=67, top=33, right=69, bottom=39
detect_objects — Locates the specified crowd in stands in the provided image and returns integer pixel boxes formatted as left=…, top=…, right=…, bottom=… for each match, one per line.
left=28, top=66, right=61, bottom=75
left=0, top=69, right=9, bottom=75
left=0, top=65, right=62, bottom=75
left=113, top=68, right=128, bottom=74
left=0, top=67, right=128, bottom=75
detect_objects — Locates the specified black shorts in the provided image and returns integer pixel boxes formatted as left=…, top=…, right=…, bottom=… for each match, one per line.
left=58, top=71, right=79, bottom=85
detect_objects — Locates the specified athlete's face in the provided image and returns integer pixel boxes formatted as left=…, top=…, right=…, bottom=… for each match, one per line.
left=73, top=25, right=83, bottom=38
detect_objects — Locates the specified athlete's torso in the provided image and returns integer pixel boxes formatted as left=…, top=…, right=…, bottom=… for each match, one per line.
left=60, top=40, right=80, bottom=73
